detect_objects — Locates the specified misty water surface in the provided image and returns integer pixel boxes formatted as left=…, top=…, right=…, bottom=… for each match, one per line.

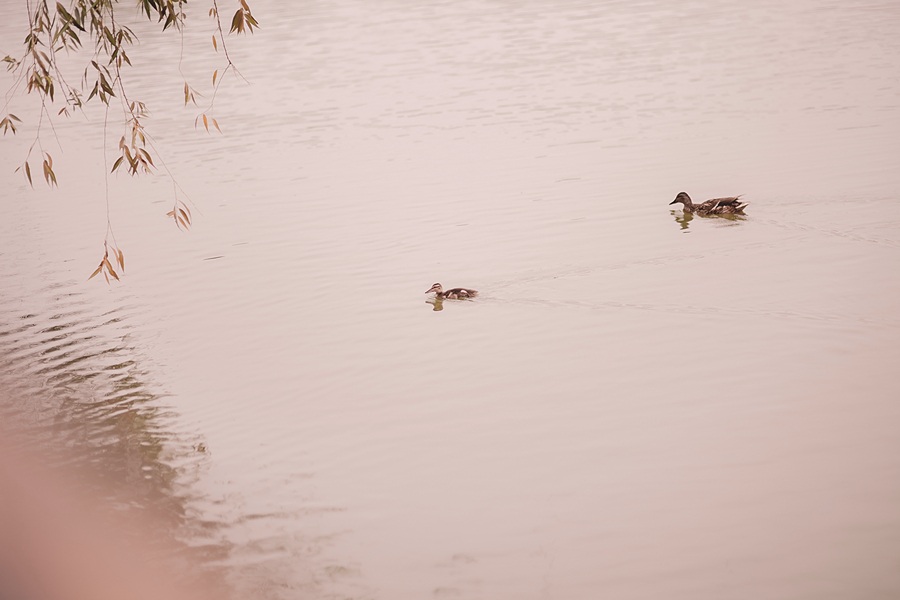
left=1, top=0, right=899, bottom=598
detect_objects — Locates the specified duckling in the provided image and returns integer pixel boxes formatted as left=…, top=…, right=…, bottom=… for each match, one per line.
left=669, top=191, right=748, bottom=215
left=425, top=282, right=478, bottom=300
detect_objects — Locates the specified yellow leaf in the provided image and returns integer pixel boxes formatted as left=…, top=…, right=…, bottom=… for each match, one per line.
left=88, top=264, right=102, bottom=280
left=103, top=257, right=119, bottom=280
left=212, top=118, right=221, bottom=133
left=212, top=35, right=217, bottom=51
left=212, top=69, right=218, bottom=86
left=202, top=113, right=209, bottom=131
left=183, top=82, right=189, bottom=105
left=116, top=248, right=125, bottom=272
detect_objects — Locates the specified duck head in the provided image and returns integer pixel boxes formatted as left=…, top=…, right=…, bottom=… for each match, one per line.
left=425, top=282, right=443, bottom=295
left=669, top=191, right=693, bottom=207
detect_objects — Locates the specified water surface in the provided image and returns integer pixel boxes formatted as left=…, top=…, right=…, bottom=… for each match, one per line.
left=1, top=0, right=899, bottom=598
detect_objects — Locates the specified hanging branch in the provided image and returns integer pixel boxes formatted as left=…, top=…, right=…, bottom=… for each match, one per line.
left=2, top=0, right=259, bottom=282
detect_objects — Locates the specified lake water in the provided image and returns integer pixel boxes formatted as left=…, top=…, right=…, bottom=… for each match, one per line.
left=1, top=0, right=899, bottom=598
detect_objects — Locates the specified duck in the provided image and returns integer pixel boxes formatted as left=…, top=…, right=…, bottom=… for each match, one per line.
left=669, top=191, right=748, bottom=215
left=425, top=282, right=478, bottom=299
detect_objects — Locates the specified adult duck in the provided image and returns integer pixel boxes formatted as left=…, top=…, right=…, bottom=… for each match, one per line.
left=669, top=191, right=748, bottom=215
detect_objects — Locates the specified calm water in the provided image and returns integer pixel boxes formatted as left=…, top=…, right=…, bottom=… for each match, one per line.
left=2, top=0, right=900, bottom=598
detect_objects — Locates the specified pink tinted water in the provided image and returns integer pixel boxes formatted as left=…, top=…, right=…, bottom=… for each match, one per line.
left=1, top=0, right=899, bottom=598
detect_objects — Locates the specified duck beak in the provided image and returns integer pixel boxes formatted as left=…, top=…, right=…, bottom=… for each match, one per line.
left=669, top=199, right=678, bottom=205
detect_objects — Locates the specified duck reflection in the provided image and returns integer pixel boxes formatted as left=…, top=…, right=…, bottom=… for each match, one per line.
left=671, top=209, right=746, bottom=231
left=672, top=209, right=693, bottom=231
left=426, top=298, right=444, bottom=311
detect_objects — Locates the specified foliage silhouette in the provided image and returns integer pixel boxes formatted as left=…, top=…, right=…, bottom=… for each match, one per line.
left=1, top=0, right=259, bottom=281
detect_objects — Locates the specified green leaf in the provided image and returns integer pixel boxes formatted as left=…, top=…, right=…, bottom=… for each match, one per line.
left=138, top=148, right=154, bottom=168
left=56, top=3, right=73, bottom=23
left=230, top=10, right=243, bottom=33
